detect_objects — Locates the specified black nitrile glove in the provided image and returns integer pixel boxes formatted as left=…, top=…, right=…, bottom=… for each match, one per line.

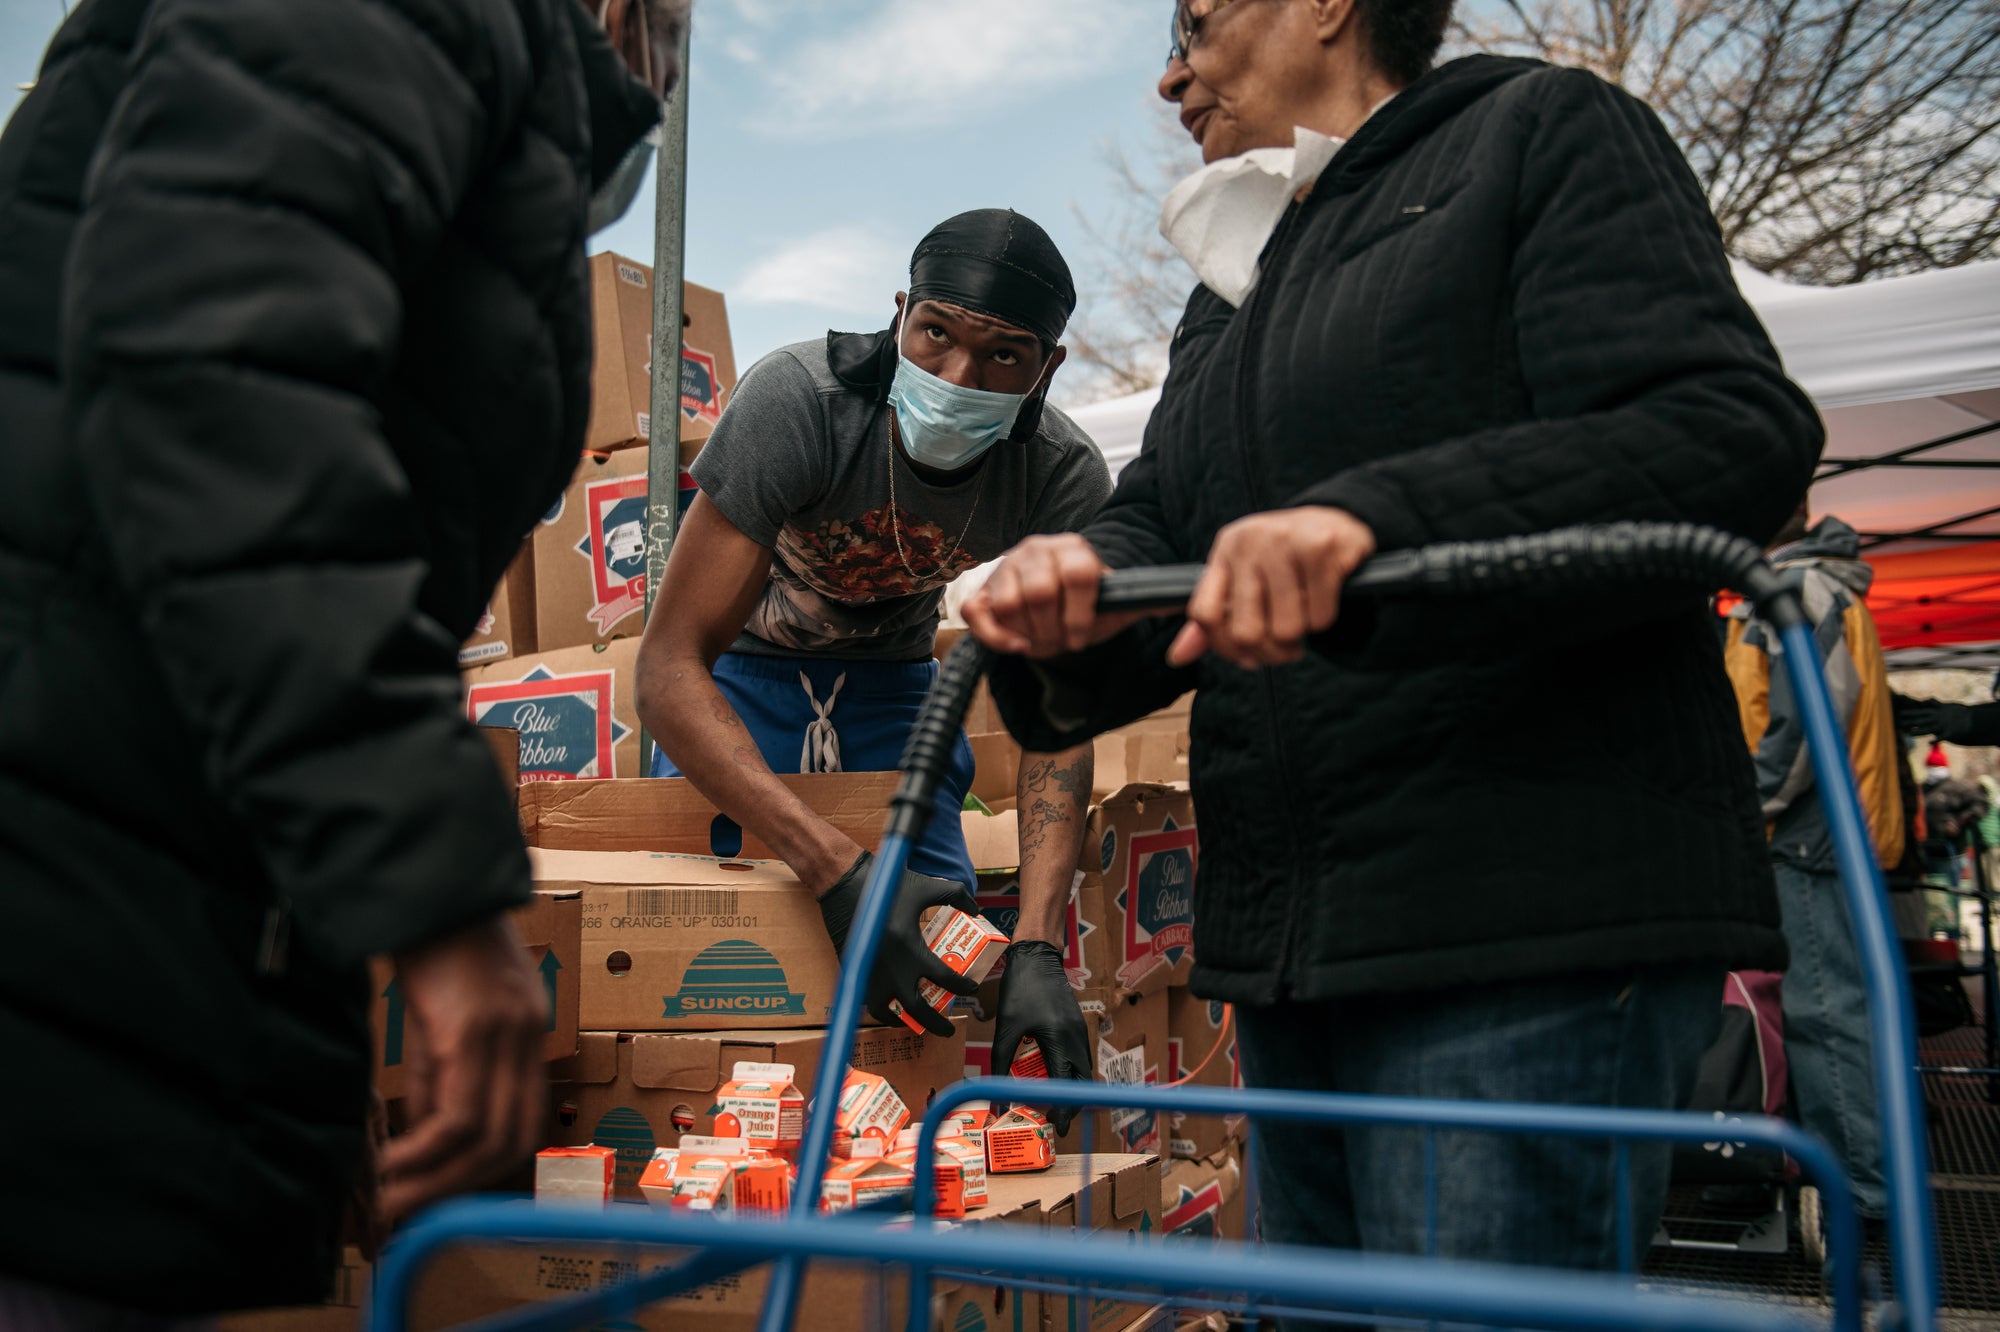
left=817, top=851, right=980, bottom=1038
left=1893, top=695, right=1985, bottom=743
left=990, top=940, right=1093, bottom=1134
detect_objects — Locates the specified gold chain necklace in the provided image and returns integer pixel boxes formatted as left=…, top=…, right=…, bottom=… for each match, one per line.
left=887, top=416, right=987, bottom=582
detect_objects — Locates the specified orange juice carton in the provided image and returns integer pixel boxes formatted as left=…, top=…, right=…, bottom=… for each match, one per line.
left=942, top=1100, right=993, bottom=1149
left=933, top=1134, right=989, bottom=1215
left=709, top=1061, right=805, bottom=1154
left=832, top=1068, right=909, bottom=1154
left=894, top=908, right=1012, bottom=1033
left=1008, top=1039, right=1048, bottom=1080
left=534, top=1144, right=616, bottom=1207
left=638, top=1137, right=791, bottom=1215
left=984, top=1107, right=1057, bottom=1174
left=820, top=1137, right=916, bottom=1213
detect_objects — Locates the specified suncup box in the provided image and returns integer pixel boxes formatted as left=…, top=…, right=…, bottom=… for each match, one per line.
left=547, top=1020, right=966, bottom=1199
left=518, top=771, right=896, bottom=857
left=458, top=542, right=536, bottom=667
left=465, top=637, right=641, bottom=782
left=1165, top=989, right=1244, bottom=1162
left=529, top=848, right=840, bottom=1033
left=584, top=252, right=737, bottom=455
left=395, top=1175, right=1070, bottom=1332
left=368, top=887, right=580, bottom=1101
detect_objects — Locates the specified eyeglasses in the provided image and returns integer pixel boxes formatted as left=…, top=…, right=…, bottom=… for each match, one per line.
left=1169, top=0, right=1246, bottom=63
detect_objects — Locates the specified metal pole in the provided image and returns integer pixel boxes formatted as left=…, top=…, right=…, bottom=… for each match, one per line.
left=638, top=17, right=693, bottom=774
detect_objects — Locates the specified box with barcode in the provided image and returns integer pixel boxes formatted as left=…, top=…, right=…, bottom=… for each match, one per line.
left=1055, top=986, right=1167, bottom=1158
left=530, top=848, right=841, bottom=1032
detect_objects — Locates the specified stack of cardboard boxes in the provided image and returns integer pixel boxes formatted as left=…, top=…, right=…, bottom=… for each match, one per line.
left=222, top=256, right=1215, bottom=1325
left=459, top=252, right=739, bottom=781
left=935, top=640, right=1248, bottom=1250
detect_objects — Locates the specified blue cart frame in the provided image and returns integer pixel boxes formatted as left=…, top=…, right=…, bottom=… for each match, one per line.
left=369, top=524, right=1942, bottom=1332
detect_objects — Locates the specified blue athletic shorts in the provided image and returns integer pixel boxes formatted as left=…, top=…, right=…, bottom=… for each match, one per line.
left=650, top=651, right=978, bottom=890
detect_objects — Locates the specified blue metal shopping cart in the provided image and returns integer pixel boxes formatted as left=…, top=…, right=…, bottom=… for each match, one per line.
left=369, top=522, right=1940, bottom=1332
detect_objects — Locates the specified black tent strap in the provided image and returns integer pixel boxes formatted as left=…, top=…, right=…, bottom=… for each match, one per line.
left=1816, top=419, right=2000, bottom=479
left=1857, top=502, right=2000, bottom=551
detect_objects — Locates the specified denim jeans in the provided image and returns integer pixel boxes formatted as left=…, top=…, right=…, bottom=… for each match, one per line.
left=1235, top=965, right=1719, bottom=1327
left=1774, top=861, right=1886, bottom=1217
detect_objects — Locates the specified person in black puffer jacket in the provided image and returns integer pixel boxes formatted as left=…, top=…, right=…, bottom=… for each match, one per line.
left=0, top=0, right=677, bottom=1318
left=964, top=0, right=1820, bottom=1298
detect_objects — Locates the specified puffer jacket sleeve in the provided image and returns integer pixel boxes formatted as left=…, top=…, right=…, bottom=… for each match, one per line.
left=1295, top=68, right=1823, bottom=594
left=62, top=0, right=545, bottom=967
left=988, top=441, right=1200, bottom=749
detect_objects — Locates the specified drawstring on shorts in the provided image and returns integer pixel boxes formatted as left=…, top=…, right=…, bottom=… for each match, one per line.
left=800, top=671, right=846, bottom=773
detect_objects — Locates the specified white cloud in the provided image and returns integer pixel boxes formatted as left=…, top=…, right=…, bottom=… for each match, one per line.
left=726, top=0, right=783, bottom=28
left=748, top=0, right=1147, bottom=138
left=734, top=226, right=905, bottom=311
left=723, top=37, right=761, bottom=64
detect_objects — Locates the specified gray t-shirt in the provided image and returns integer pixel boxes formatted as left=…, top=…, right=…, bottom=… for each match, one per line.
left=693, top=338, right=1112, bottom=660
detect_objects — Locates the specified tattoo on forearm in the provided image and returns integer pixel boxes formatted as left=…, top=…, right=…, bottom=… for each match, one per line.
left=711, top=696, right=744, bottom=729
left=731, top=742, right=764, bottom=769
left=1019, top=752, right=1092, bottom=859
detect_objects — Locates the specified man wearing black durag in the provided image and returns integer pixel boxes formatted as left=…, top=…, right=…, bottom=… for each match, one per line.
left=635, top=210, right=1110, bottom=1112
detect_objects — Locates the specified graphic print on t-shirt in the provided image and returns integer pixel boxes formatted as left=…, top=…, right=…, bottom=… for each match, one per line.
left=775, top=503, right=985, bottom=603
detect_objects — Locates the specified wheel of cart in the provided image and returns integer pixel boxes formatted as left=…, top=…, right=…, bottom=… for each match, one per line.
left=368, top=523, right=1942, bottom=1332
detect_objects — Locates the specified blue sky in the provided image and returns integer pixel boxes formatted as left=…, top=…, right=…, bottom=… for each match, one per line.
left=3, top=0, right=1184, bottom=406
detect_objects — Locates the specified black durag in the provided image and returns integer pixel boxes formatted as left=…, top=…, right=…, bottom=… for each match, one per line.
left=829, top=209, right=1076, bottom=441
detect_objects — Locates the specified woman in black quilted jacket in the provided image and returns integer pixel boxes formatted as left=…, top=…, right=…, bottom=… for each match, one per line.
left=0, top=0, right=677, bottom=1318
left=965, top=0, right=1823, bottom=1297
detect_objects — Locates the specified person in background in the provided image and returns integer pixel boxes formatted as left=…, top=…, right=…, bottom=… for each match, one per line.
left=1723, top=505, right=1904, bottom=1223
left=0, top=0, right=683, bottom=1322
left=962, top=0, right=1820, bottom=1303
left=634, top=211, right=1109, bottom=1112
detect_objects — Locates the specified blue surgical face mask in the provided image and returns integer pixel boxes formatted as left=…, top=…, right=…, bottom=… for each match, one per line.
left=887, top=309, right=1044, bottom=471
left=588, top=133, right=657, bottom=237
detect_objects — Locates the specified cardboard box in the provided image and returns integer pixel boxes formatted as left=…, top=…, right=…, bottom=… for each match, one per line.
left=1058, top=987, right=1167, bottom=1158
left=402, top=1213, right=1043, bottom=1332
left=970, top=731, right=1023, bottom=807
left=465, top=637, right=642, bottom=782
left=460, top=542, right=537, bottom=667
left=1087, top=785, right=1197, bottom=996
left=1164, top=990, right=1243, bottom=1162
left=1091, top=723, right=1189, bottom=796
left=531, top=446, right=650, bottom=653
left=547, top=1020, right=966, bottom=1198
left=534, top=1145, right=615, bottom=1207
left=481, top=725, right=522, bottom=793
left=520, top=772, right=897, bottom=855
left=585, top=253, right=737, bottom=454
left=1018, top=1154, right=1165, bottom=1332
left=1161, top=1145, right=1245, bottom=1242
left=530, top=848, right=837, bottom=1032
left=370, top=886, right=581, bottom=1100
